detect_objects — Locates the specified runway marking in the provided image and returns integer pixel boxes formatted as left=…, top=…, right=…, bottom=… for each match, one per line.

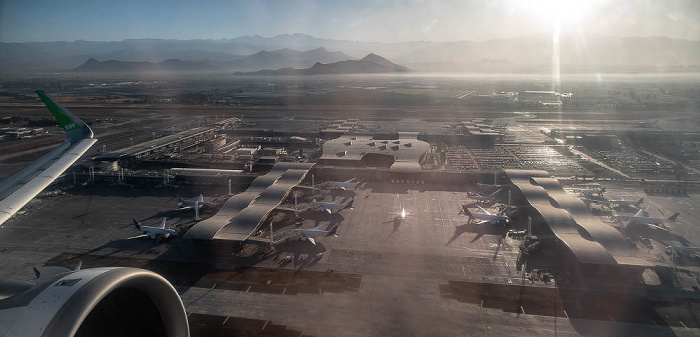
left=246, top=285, right=251, bottom=292
left=609, top=315, right=615, bottom=322
left=564, top=310, right=568, bottom=319
left=680, top=321, right=689, bottom=330
left=282, top=287, right=286, bottom=295
left=520, top=306, right=525, bottom=314
left=261, top=320, right=269, bottom=330
left=222, top=316, right=230, bottom=325
left=210, top=283, right=217, bottom=290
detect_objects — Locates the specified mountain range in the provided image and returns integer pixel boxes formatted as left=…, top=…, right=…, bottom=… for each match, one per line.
left=1, top=33, right=698, bottom=73
left=236, top=53, right=408, bottom=75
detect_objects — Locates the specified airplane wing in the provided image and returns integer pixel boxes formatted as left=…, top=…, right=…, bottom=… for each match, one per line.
left=125, top=234, right=149, bottom=240
left=313, top=221, right=331, bottom=230
left=645, top=224, right=670, bottom=232
left=0, top=90, right=97, bottom=225
left=477, top=205, right=491, bottom=215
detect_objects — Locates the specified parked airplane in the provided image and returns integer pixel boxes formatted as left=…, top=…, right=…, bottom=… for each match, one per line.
left=0, top=90, right=97, bottom=225
left=308, top=199, right=352, bottom=213
left=576, top=185, right=605, bottom=197
left=458, top=205, right=511, bottom=225
left=613, top=209, right=679, bottom=226
left=129, top=217, right=178, bottom=240
left=467, top=188, right=501, bottom=203
left=177, top=194, right=213, bottom=210
left=605, top=197, right=644, bottom=209
left=291, top=221, right=338, bottom=245
left=317, top=178, right=364, bottom=190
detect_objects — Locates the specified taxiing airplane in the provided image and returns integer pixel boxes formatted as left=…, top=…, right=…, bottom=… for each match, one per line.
left=0, top=90, right=97, bottom=225
left=612, top=209, right=679, bottom=226
left=317, top=178, right=364, bottom=190
left=177, top=194, right=213, bottom=210
left=291, top=221, right=338, bottom=245
left=458, top=205, right=511, bottom=225
left=130, top=217, right=177, bottom=240
left=605, top=197, right=644, bottom=209
left=308, top=199, right=351, bottom=213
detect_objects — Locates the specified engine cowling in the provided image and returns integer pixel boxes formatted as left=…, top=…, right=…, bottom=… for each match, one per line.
left=0, top=267, right=189, bottom=337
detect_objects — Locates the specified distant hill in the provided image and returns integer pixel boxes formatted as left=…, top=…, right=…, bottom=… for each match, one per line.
left=237, top=53, right=409, bottom=75
left=74, top=58, right=219, bottom=72
left=222, top=47, right=355, bottom=71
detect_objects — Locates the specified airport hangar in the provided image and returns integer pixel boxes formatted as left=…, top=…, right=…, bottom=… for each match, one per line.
left=503, top=169, right=652, bottom=286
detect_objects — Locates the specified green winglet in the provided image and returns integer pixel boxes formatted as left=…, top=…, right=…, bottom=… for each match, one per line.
left=36, top=90, right=93, bottom=140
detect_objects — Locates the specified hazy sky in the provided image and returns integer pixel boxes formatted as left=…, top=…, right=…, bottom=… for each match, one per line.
left=1, top=0, right=698, bottom=42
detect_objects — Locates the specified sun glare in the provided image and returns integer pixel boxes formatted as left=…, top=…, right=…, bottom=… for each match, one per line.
left=513, top=0, right=603, bottom=32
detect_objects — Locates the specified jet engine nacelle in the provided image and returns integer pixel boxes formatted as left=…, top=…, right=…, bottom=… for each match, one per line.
left=0, top=267, right=189, bottom=337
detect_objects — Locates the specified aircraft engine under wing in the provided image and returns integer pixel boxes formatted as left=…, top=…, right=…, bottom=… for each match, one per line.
left=0, top=267, right=189, bottom=337
left=0, top=90, right=97, bottom=225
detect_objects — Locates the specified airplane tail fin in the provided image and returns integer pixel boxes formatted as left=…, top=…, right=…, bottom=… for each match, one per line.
left=158, top=217, right=167, bottom=229
left=74, top=260, right=82, bottom=271
left=459, top=205, right=473, bottom=219
left=133, top=219, right=141, bottom=230
left=36, top=90, right=93, bottom=140
left=328, top=224, right=339, bottom=236
left=198, top=194, right=204, bottom=202
left=636, top=197, right=644, bottom=206
left=668, top=213, right=680, bottom=221
left=601, top=186, right=606, bottom=193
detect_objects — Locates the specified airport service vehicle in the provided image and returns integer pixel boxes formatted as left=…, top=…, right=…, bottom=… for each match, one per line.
left=177, top=194, right=214, bottom=210
left=130, top=217, right=178, bottom=240
left=0, top=90, right=97, bottom=225
left=291, top=221, right=338, bottom=245
left=459, top=205, right=511, bottom=225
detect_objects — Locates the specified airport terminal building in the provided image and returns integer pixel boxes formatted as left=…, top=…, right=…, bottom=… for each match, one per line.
left=504, top=170, right=652, bottom=286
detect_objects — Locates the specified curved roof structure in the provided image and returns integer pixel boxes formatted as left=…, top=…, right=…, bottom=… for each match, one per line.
left=321, top=132, right=429, bottom=173
left=505, top=170, right=650, bottom=267
left=185, top=162, right=314, bottom=241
